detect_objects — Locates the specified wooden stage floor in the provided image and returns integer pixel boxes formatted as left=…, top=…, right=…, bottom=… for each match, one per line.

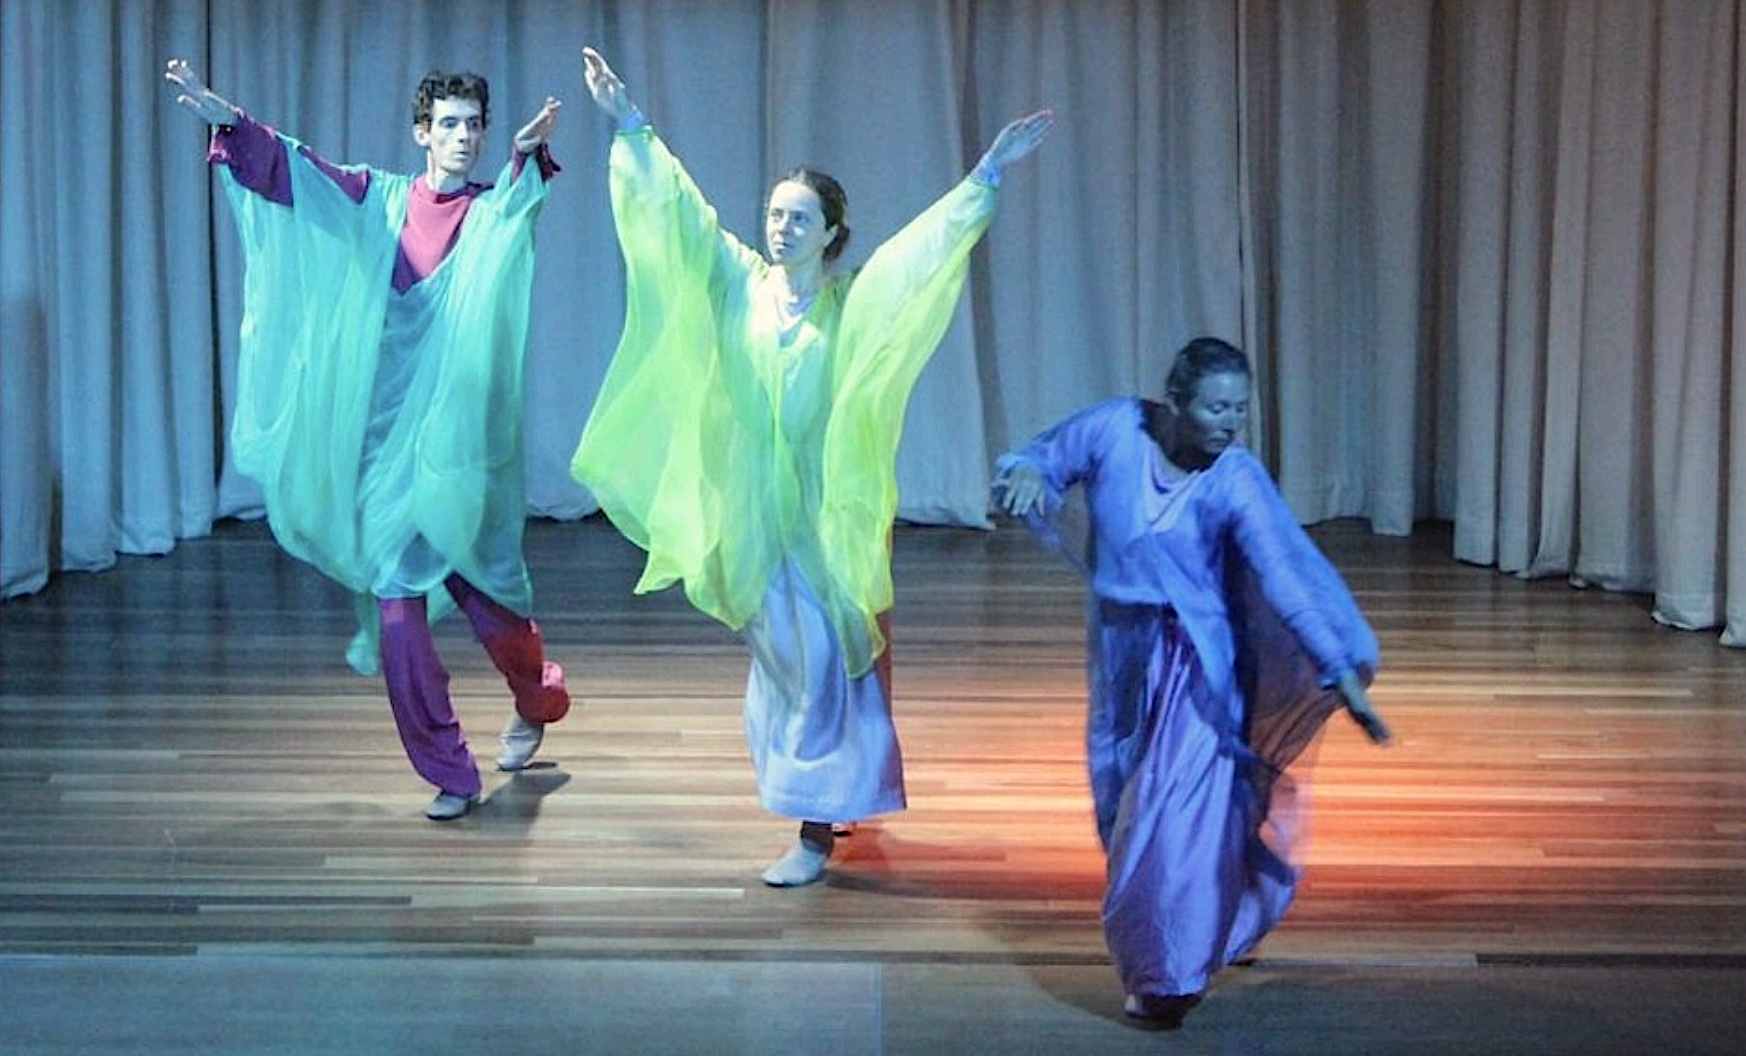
left=2, top=516, right=1744, bottom=1053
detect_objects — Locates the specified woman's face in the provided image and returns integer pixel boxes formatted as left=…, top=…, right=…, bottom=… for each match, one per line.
left=1170, top=371, right=1250, bottom=461
left=765, top=180, right=838, bottom=270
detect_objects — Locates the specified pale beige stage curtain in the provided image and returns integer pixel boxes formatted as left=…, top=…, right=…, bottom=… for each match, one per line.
left=1, top=0, right=1741, bottom=647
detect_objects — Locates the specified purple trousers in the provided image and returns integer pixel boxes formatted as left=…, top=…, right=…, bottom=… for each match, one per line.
left=377, top=575, right=570, bottom=797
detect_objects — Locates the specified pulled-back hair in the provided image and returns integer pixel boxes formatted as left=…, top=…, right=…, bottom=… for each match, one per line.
left=779, top=167, right=851, bottom=263
left=412, top=70, right=490, bottom=129
left=1165, top=337, right=1250, bottom=402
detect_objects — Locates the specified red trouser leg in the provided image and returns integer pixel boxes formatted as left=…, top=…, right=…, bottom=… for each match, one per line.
left=378, top=596, right=481, bottom=797
left=445, top=575, right=571, bottom=725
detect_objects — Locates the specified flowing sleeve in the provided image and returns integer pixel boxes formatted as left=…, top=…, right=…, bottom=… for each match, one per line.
left=998, top=399, right=1123, bottom=505
left=1220, top=451, right=1377, bottom=684
left=816, top=177, right=999, bottom=668
left=216, top=143, right=405, bottom=596
left=993, top=398, right=1132, bottom=571
left=210, top=114, right=374, bottom=230
left=1216, top=450, right=1379, bottom=769
left=570, top=127, right=767, bottom=621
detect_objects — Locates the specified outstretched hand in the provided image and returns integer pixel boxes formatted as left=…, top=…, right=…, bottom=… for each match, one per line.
left=514, top=97, right=562, bottom=153
left=582, top=47, right=637, bottom=123
left=991, top=462, right=1048, bottom=518
left=977, top=108, right=1055, bottom=178
left=164, top=58, right=236, bottom=125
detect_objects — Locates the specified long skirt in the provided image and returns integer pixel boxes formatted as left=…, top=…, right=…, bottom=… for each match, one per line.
left=1091, top=600, right=1309, bottom=999
left=742, top=560, right=905, bottom=822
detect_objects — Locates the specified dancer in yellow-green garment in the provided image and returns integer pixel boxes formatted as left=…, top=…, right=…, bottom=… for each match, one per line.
left=571, top=48, right=1052, bottom=885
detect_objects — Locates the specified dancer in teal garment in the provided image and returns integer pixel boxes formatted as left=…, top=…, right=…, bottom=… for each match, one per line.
left=572, top=48, right=1052, bottom=885
left=166, top=60, right=572, bottom=821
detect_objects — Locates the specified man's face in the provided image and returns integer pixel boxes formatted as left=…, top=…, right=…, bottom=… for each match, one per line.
left=414, top=96, right=485, bottom=181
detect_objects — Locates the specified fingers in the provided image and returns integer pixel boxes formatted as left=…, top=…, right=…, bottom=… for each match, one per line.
left=582, top=47, right=615, bottom=87
left=1350, top=704, right=1393, bottom=746
left=166, top=58, right=231, bottom=123
left=584, top=48, right=617, bottom=79
left=1336, top=676, right=1392, bottom=746
left=990, top=476, right=1042, bottom=517
left=1013, top=108, right=1055, bottom=135
left=582, top=45, right=630, bottom=116
left=165, top=59, right=191, bottom=91
left=990, top=483, right=1013, bottom=516
left=981, top=109, right=1054, bottom=171
left=516, top=99, right=562, bottom=151
left=1005, top=109, right=1054, bottom=151
left=165, top=58, right=206, bottom=94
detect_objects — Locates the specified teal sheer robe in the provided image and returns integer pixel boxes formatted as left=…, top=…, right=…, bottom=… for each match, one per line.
left=219, top=138, right=550, bottom=673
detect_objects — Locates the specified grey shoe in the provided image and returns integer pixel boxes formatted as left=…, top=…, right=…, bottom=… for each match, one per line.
left=496, top=714, right=545, bottom=771
left=425, top=791, right=477, bottom=821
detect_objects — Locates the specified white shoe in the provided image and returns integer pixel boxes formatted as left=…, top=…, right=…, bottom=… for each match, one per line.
left=761, top=822, right=835, bottom=887
left=496, top=714, right=545, bottom=771
left=425, top=792, right=477, bottom=821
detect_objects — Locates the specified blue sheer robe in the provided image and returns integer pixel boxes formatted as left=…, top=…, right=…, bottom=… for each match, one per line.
left=999, top=396, right=1379, bottom=999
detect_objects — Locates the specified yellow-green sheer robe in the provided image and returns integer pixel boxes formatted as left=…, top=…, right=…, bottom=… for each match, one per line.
left=572, top=126, right=996, bottom=678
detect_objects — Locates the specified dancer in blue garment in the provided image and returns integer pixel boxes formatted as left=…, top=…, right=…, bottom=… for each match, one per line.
left=165, top=60, right=571, bottom=821
left=992, top=337, right=1392, bottom=1025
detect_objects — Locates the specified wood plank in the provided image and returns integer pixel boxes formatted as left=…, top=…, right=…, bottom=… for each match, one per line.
left=3, top=516, right=1745, bottom=964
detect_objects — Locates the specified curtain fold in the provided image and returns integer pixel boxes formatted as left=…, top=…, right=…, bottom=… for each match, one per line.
left=0, top=0, right=50, bottom=597
left=1, top=0, right=1741, bottom=646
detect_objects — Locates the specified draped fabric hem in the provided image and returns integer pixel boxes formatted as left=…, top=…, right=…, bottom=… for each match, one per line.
left=743, top=560, right=907, bottom=821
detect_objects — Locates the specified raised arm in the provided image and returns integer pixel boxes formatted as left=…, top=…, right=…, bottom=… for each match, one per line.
left=503, top=95, right=564, bottom=188
left=835, top=108, right=1054, bottom=379
left=166, top=56, right=372, bottom=218
left=581, top=47, right=760, bottom=282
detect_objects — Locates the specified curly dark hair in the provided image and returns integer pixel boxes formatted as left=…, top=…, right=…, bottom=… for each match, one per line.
left=412, top=70, right=489, bottom=129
